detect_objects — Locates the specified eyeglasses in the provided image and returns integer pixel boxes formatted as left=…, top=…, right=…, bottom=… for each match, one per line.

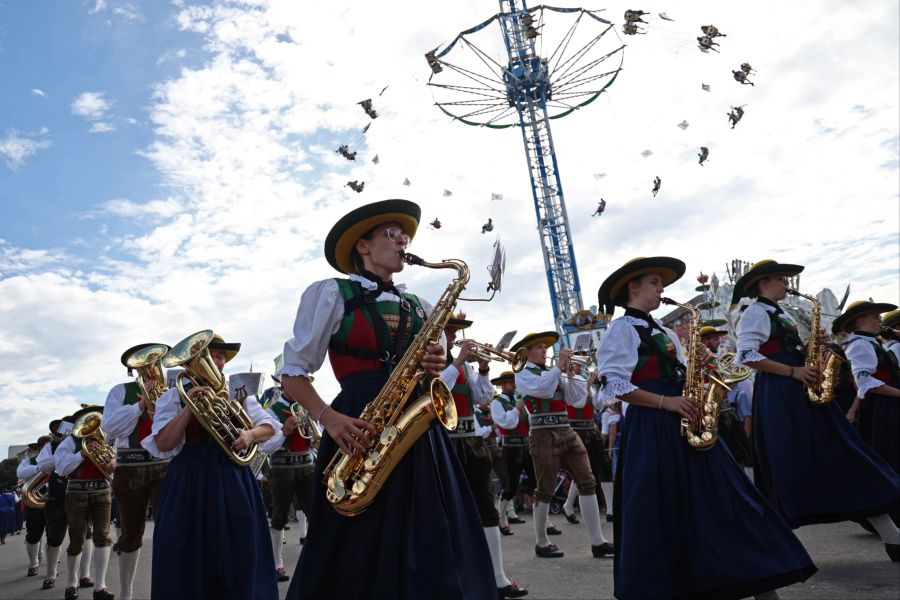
left=382, top=227, right=411, bottom=248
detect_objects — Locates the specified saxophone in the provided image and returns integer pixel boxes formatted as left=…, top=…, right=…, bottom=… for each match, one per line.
left=661, top=298, right=730, bottom=450
left=323, top=252, right=464, bottom=516
left=787, top=290, right=842, bottom=404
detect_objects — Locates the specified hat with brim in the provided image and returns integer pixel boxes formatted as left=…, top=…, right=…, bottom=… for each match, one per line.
left=511, top=331, right=559, bottom=354
left=208, top=333, right=241, bottom=363
left=446, top=313, right=473, bottom=331
left=597, top=256, right=686, bottom=315
left=37, top=435, right=52, bottom=446
left=49, top=419, right=62, bottom=434
left=731, top=259, right=804, bottom=307
left=325, top=199, right=421, bottom=274
left=71, top=405, right=104, bottom=423
left=883, top=309, right=900, bottom=329
left=699, top=325, right=728, bottom=338
left=491, top=370, right=516, bottom=386
left=832, top=301, right=898, bottom=334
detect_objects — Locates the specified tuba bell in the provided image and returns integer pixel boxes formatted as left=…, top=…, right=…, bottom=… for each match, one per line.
left=162, top=330, right=258, bottom=467
left=72, top=411, right=117, bottom=480
left=21, top=470, right=51, bottom=509
left=124, top=343, right=169, bottom=415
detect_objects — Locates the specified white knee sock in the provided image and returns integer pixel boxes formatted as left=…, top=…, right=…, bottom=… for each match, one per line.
left=80, top=538, right=94, bottom=579
left=118, top=549, right=140, bottom=600
left=94, top=545, right=110, bottom=591
left=498, top=498, right=509, bottom=527
left=580, top=494, right=609, bottom=545
left=484, top=526, right=512, bottom=587
left=46, top=545, right=62, bottom=579
left=66, top=553, right=80, bottom=588
left=296, top=511, right=307, bottom=538
left=534, top=501, right=551, bottom=547
left=563, top=483, right=578, bottom=515
left=600, top=481, right=614, bottom=516
left=26, top=542, right=40, bottom=568
left=271, top=529, right=285, bottom=568
left=507, top=502, right=519, bottom=520
left=869, top=513, right=900, bottom=545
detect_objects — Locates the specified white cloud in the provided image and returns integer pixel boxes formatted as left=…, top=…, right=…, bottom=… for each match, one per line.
left=89, top=121, right=116, bottom=133
left=71, top=91, right=113, bottom=121
left=31, top=88, right=46, bottom=97
left=0, top=130, right=52, bottom=170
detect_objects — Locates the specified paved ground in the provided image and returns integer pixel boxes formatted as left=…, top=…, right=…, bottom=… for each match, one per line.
left=1, top=513, right=897, bottom=599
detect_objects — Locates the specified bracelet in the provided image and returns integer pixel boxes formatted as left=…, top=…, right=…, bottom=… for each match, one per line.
left=658, top=395, right=666, bottom=410
left=316, top=405, right=330, bottom=425
left=789, top=366, right=794, bottom=379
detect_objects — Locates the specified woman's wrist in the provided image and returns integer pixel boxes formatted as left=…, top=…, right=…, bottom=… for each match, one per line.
left=316, top=404, right=330, bottom=425
left=788, top=366, right=794, bottom=379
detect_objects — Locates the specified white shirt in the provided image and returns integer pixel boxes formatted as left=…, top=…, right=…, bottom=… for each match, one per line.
left=844, top=334, right=890, bottom=399
left=490, top=393, right=522, bottom=430
left=36, top=443, right=56, bottom=473
left=595, top=315, right=685, bottom=402
left=441, top=362, right=494, bottom=407
left=281, top=274, right=439, bottom=379
left=53, top=436, right=86, bottom=477
left=102, top=382, right=146, bottom=449
left=17, top=456, right=39, bottom=480
left=735, top=300, right=800, bottom=365
left=885, top=339, right=900, bottom=364
left=258, top=407, right=287, bottom=455
left=141, top=385, right=279, bottom=459
left=514, top=361, right=588, bottom=407
left=473, top=408, right=493, bottom=438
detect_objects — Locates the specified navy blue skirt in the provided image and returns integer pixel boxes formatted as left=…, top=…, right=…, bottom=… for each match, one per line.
left=151, top=443, right=277, bottom=600
left=614, top=379, right=816, bottom=600
left=753, top=351, right=900, bottom=528
left=286, top=371, right=497, bottom=600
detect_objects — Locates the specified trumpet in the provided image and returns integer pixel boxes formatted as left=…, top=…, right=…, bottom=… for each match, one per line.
left=289, top=403, right=322, bottom=450
left=453, top=340, right=529, bottom=372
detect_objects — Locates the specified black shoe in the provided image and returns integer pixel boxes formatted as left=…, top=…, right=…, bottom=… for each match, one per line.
left=546, top=526, right=562, bottom=536
left=42, top=578, right=55, bottom=590
left=275, top=567, right=290, bottom=582
left=886, top=543, right=900, bottom=562
left=112, top=542, right=119, bottom=555
left=507, top=516, right=526, bottom=524
left=534, top=544, right=564, bottom=558
left=499, top=525, right=514, bottom=536
left=606, top=514, right=614, bottom=522
left=65, top=587, right=79, bottom=600
left=79, top=577, right=95, bottom=588
left=592, top=542, right=614, bottom=558
left=564, top=511, right=580, bottom=524
left=284, top=526, right=290, bottom=530
left=498, top=580, right=529, bottom=598
left=93, top=589, right=115, bottom=600
left=27, top=566, right=38, bottom=577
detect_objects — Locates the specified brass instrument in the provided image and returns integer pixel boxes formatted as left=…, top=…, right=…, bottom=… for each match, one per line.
left=324, top=252, right=463, bottom=516
left=661, top=298, right=730, bottom=450
left=290, top=403, right=322, bottom=450
left=787, top=290, right=842, bottom=404
left=162, top=330, right=258, bottom=467
left=453, top=339, right=528, bottom=372
left=72, top=411, right=117, bottom=480
left=125, top=344, right=169, bottom=415
left=715, top=352, right=752, bottom=385
left=21, top=470, right=51, bottom=509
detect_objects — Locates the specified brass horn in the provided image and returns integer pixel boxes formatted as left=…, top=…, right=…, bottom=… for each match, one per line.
left=453, top=339, right=529, bottom=372
left=125, top=343, right=169, bottom=415
left=290, top=403, right=322, bottom=450
left=21, top=471, right=51, bottom=509
left=72, top=411, right=116, bottom=480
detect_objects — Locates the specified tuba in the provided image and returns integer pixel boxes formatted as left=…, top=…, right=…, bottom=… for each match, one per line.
left=453, top=339, right=529, bottom=372
left=661, top=298, right=730, bottom=450
left=290, top=403, right=322, bottom=450
left=72, top=411, right=117, bottom=480
left=21, top=470, right=51, bottom=509
left=787, top=290, right=842, bottom=404
left=162, top=330, right=258, bottom=467
left=124, top=344, right=169, bottom=415
left=323, top=252, right=463, bottom=516
left=715, top=352, right=752, bottom=385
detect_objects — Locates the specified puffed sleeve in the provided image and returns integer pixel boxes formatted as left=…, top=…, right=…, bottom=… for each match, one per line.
left=244, top=395, right=279, bottom=434
left=102, top=384, right=140, bottom=447
left=491, top=397, right=520, bottom=429
left=258, top=408, right=287, bottom=454
left=141, top=388, right=184, bottom=459
left=36, top=444, right=55, bottom=473
left=17, top=457, right=38, bottom=480
left=54, top=436, right=84, bottom=477
left=561, top=375, right=588, bottom=408
left=470, top=368, right=495, bottom=405
left=282, top=279, right=345, bottom=378
left=845, top=338, right=884, bottom=399
left=515, top=365, right=563, bottom=399
left=596, top=319, right=640, bottom=402
left=735, top=303, right=770, bottom=365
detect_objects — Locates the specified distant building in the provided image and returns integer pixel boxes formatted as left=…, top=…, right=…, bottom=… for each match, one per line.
left=7, top=445, right=27, bottom=460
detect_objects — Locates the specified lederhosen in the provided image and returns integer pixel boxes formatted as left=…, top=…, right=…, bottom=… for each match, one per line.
left=64, top=440, right=112, bottom=556
left=495, top=392, right=535, bottom=502
left=268, top=391, right=315, bottom=531
left=22, top=455, right=47, bottom=545
left=566, top=397, right=609, bottom=508
left=45, top=439, right=70, bottom=548
left=111, top=381, right=170, bottom=554
left=475, top=404, right=509, bottom=494
left=447, top=359, right=500, bottom=527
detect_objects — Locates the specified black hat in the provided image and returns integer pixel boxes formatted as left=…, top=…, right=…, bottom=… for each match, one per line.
left=324, top=199, right=421, bottom=274
left=730, top=259, right=804, bottom=307
left=446, top=311, right=473, bottom=331
left=511, top=331, right=559, bottom=354
left=49, top=419, right=63, bottom=434
left=208, top=333, right=241, bottom=363
left=597, top=256, right=686, bottom=315
left=882, top=309, right=900, bottom=329
left=832, top=300, right=898, bottom=334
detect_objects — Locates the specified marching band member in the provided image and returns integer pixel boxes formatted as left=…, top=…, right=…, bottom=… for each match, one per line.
left=597, top=256, right=816, bottom=599
left=834, top=301, right=900, bottom=521
left=442, top=316, right=528, bottom=599
left=475, top=399, right=511, bottom=514
left=37, top=418, right=73, bottom=591
left=280, top=199, right=496, bottom=599
left=883, top=309, right=900, bottom=363
left=513, top=331, right=613, bottom=559
left=101, top=345, right=171, bottom=600
left=17, top=435, right=51, bottom=577
left=142, top=333, right=279, bottom=599
left=702, top=325, right=754, bottom=467
left=734, top=260, right=900, bottom=560
left=55, top=405, right=116, bottom=600
left=490, top=371, right=533, bottom=534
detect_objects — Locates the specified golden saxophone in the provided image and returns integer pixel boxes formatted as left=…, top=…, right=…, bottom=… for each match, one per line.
left=72, top=411, right=117, bottom=480
left=661, top=298, right=730, bottom=450
left=124, top=344, right=169, bottom=416
left=787, top=290, right=842, bottom=404
left=323, top=252, right=464, bottom=516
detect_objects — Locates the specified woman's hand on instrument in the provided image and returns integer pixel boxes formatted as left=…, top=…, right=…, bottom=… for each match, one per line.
left=232, top=429, right=255, bottom=451
left=320, top=408, right=377, bottom=455
left=791, top=365, right=820, bottom=386
left=661, top=395, right=699, bottom=420
left=421, top=344, right=446, bottom=377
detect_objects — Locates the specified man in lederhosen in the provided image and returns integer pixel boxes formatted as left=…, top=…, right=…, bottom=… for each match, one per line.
left=490, top=371, right=533, bottom=534
left=474, top=398, right=511, bottom=529
left=443, top=315, right=528, bottom=599
left=513, top=331, right=614, bottom=559
left=102, top=344, right=172, bottom=600
left=17, top=435, right=52, bottom=577
left=36, top=416, right=77, bottom=591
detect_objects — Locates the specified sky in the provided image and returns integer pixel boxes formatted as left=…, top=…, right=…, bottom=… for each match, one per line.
left=1, top=0, right=898, bottom=454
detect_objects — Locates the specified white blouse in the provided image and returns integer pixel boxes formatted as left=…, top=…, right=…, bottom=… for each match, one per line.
left=735, top=300, right=801, bottom=365
left=281, top=274, right=437, bottom=379
left=844, top=334, right=890, bottom=398
left=514, top=361, right=588, bottom=407
left=142, top=384, right=280, bottom=459
left=595, top=315, right=684, bottom=402
left=885, top=339, right=900, bottom=364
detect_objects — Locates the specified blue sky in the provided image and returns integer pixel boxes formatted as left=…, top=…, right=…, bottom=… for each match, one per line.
left=1, top=0, right=898, bottom=453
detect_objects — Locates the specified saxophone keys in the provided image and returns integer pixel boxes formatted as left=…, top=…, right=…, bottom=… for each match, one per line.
left=329, top=477, right=347, bottom=500
left=380, top=426, right=398, bottom=445
left=363, top=450, right=381, bottom=470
